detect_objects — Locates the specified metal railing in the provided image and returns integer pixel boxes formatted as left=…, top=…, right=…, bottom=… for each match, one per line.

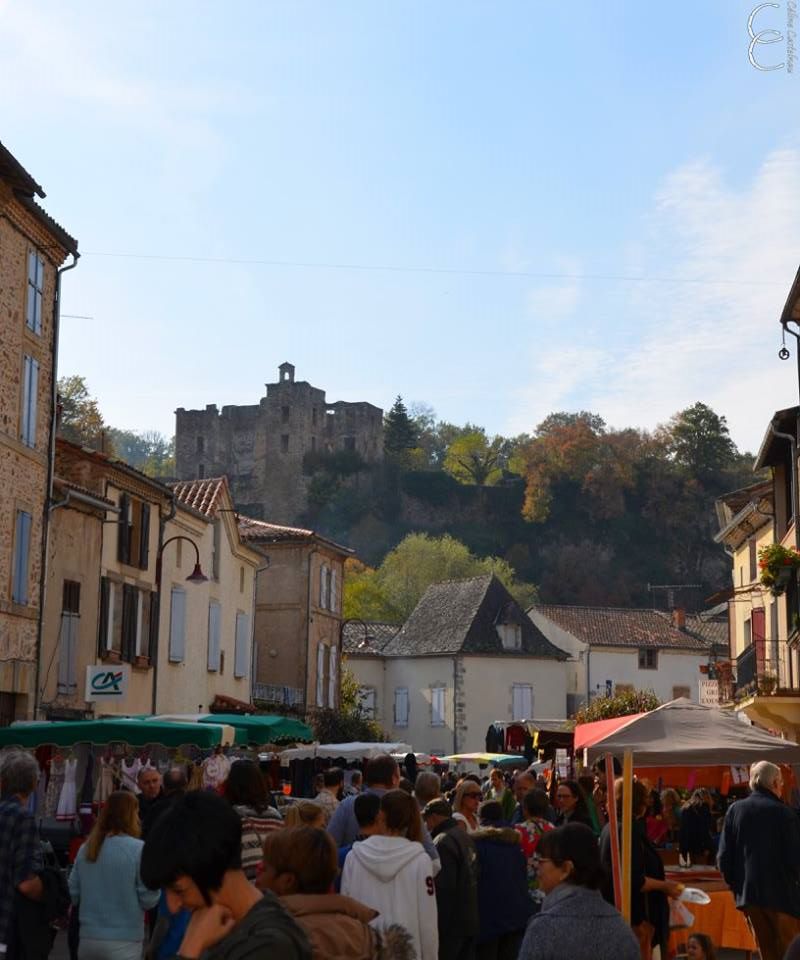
left=252, top=683, right=304, bottom=707
left=735, top=646, right=792, bottom=698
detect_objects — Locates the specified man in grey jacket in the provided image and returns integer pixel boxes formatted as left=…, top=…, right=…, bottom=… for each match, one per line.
left=328, top=754, right=440, bottom=869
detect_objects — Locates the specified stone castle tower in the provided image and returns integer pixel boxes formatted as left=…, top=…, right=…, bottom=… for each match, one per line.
left=175, top=363, right=384, bottom=524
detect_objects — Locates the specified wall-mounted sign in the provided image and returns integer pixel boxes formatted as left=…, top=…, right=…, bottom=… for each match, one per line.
left=698, top=678, right=720, bottom=708
left=85, top=664, right=130, bottom=701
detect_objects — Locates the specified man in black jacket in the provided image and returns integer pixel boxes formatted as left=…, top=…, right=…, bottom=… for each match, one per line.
left=718, top=760, right=800, bottom=960
left=423, top=798, right=478, bottom=960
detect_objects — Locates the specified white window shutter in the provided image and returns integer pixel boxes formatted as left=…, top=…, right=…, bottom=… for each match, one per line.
left=316, top=643, right=326, bottom=706
left=330, top=569, right=338, bottom=612
left=169, top=588, right=186, bottom=662
left=57, top=614, right=79, bottom=694
left=394, top=687, right=409, bottom=726
left=319, top=565, right=327, bottom=608
left=208, top=601, right=221, bottom=671
left=328, top=645, right=338, bottom=707
left=234, top=612, right=249, bottom=678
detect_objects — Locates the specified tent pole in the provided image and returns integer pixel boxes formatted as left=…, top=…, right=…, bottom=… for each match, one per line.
left=604, top=752, right=622, bottom=912
left=621, top=749, right=633, bottom=924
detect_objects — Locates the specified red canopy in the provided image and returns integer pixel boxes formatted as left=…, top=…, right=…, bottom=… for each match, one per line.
left=573, top=713, right=646, bottom=752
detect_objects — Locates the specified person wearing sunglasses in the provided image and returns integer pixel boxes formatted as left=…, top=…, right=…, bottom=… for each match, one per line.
left=518, top=823, right=639, bottom=960
left=453, top=781, right=483, bottom=833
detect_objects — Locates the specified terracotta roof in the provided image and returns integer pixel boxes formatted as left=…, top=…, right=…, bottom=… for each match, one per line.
left=384, top=575, right=568, bottom=659
left=0, top=140, right=44, bottom=197
left=237, top=516, right=353, bottom=555
left=53, top=475, right=115, bottom=507
left=16, top=194, right=78, bottom=256
left=342, top=621, right=401, bottom=655
left=170, top=477, right=228, bottom=519
left=531, top=604, right=713, bottom=652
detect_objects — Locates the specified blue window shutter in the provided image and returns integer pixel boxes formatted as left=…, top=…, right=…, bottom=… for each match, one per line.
left=28, top=359, right=39, bottom=447
left=234, top=612, right=249, bottom=678
left=208, top=602, right=221, bottom=671
left=12, top=511, right=32, bottom=604
left=169, top=588, right=186, bottom=662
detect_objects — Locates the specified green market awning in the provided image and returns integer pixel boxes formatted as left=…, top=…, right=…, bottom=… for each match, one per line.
left=0, top=718, right=238, bottom=749
left=155, top=712, right=314, bottom=744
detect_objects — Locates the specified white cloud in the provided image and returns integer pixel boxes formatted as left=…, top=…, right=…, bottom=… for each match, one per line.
left=507, top=149, right=800, bottom=450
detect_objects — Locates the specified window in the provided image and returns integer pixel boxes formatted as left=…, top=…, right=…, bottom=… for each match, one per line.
left=198, top=463, right=205, bottom=479
left=168, top=587, right=186, bottom=662
left=196, top=436, right=204, bottom=454
left=512, top=683, right=533, bottom=721
left=328, top=645, right=338, bottom=707
left=638, top=648, right=658, bottom=670
left=57, top=581, right=80, bottom=695
left=281, top=406, right=290, bottom=423
left=497, top=623, right=522, bottom=651
left=319, top=564, right=331, bottom=609
left=207, top=601, right=221, bottom=671
left=672, top=685, right=691, bottom=700
left=20, top=355, right=39, bottom=448
left=359, top=686, right=376, bottom=719
left=12, top=510, right=32, bottom=605
left=749, top=539, right=758, bottom=583
left=311, top=436, right=316, bottom=452
left=281, top=435, right=289, bottom=453
left=121, top=584, right=138, bottom=662
left=743, top=618, right=752, bottom=648
left=330, top=568, right=338, bottom=613
left=344, top=436, right=356, bottom=451
left=316, top=644, right=327, bottom=706
left=394, top=687, right=409, bottom=727
left=431, top=685, right=446, bottom=726
left=117, top=494, right=150, bottom=569
left=26, top=250, right=44, bottom=335
left=98, top=578, right=119, bottom=655
left=312, top=408, right=318, bottom=425
left=234, top=612, right=249, bottom=679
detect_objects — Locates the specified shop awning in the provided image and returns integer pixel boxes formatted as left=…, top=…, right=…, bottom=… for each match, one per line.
left=0, top=717, right=238, bottom=749
left=573, top=713, right=646, bottom=752
left=441, top=752, right=529, bottom=767
left=155, top=712, right=314, bottom=744
left=279, top=741, right=413, bottom=763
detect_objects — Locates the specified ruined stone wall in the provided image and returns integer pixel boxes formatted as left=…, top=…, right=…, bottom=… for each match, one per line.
left=176, top=367, right=383, bottom=524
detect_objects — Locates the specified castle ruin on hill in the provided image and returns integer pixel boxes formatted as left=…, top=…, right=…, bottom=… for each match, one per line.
left=175, top=363, right=384, bottom=524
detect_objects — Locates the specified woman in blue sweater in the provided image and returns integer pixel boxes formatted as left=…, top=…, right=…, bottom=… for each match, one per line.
left=69, top=790, right=160, bottom=960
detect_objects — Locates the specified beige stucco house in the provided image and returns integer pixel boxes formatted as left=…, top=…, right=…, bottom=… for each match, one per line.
left=0, top=141, right=78, bottom=723
left=157, top=477, right=262, bottom=713
left=345, top=574, right=569, bottom=755
left=529, top=603, right=722, bottom=714
left=238, top=517, right=352, bottom=712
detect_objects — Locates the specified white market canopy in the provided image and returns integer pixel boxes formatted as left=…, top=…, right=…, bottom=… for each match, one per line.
left=579, top=698, right=800, bottom=767
left=279, top=741, right=413, bottom=763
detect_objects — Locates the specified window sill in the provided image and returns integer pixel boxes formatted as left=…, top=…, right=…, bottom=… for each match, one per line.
left=132, top=656, right=151, bottom=670
left=100, top=651, right=122, bottom=664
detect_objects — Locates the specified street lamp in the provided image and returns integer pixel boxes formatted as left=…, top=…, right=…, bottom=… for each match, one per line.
left=156, top=535, right=208, bottom=587
left=339, top=618, right=374, bottom=650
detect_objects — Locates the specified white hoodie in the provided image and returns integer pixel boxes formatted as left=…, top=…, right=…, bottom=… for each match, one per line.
left=341, top=834, right=439, bottom=960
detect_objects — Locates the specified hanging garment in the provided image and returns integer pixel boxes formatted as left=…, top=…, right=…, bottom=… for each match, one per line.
left=485, top=724, right=504, bottom=754
left=93, top=758, right=116, bottom=804
left=120, top=757, right=142, bottom=793
left=80, top=751, right=95, bottom=805
left=188, top=761, right=204, bottom=792
left=202, top=754, right=231, bottom=790
left=45, top=757, right=65, bottom=818
left=56, top=757, right=78, bottom=820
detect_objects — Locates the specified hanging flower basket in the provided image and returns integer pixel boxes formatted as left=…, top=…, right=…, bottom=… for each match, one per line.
left=758, top=543, right=800, bottom=596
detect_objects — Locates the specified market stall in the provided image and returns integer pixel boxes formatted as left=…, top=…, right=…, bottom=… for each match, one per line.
left=574, top=698, right=800, bottom=949
left=441, top=752, right=530, bottom=769
left=0, top=717, right=240, bottom=748
left=154, top=712, right=314, bottom=744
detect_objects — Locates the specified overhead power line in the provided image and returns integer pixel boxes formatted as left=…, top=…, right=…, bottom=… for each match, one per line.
left=80, top=250, right=786, bottom=288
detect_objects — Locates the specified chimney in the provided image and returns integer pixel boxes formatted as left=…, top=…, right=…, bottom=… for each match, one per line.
left=672, top=607, right=686, bottom=630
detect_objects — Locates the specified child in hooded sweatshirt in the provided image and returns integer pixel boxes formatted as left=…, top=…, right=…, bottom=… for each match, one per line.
left=341, top=789, right=439, bottom=960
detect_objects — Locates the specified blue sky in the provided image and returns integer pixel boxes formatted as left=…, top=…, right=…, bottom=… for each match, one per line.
left=2, top=0, right=800, bottom=451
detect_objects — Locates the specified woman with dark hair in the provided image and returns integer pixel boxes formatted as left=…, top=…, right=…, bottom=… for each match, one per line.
left=554, top=780, right=594, bottom=830
left=69, top=791, right=160, bottom=960
left=679, top=789, right=716, bottom=864
left=341, top=789, right=438, bottom=960
left=223, top=760, right=283, bottom=882
left=599, top=779, right=683, bottom=960
left=686, top=933, right=717, bottom=960
left=518, top=823, right=639, bottom=960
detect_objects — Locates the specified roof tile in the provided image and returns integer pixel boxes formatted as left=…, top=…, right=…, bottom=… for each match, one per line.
left=170, top=477, right=228, bottom=519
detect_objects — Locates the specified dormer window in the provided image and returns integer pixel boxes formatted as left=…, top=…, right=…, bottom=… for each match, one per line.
left=497, top=622, right=521, bottom=651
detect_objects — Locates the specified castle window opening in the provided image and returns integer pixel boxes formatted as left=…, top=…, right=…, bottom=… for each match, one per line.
left=198, top=463, right=205, bottom=478
left=196, top=436, right=204, bottom=454
left=343, top=436, right=356, bottom=452
left=281, top=406, right=290, bottom=423
left=281, top=435, right=289, bottom=453
left=312, top=408, right=318, bottom=425
left=311, top=436, right=316, bottom=452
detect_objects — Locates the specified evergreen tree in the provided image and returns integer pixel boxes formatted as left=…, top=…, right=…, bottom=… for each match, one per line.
left=383, top=395, right=418, bottom=455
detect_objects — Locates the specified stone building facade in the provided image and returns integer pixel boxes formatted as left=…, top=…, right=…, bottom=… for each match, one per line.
left=0, top=142, right=78, bottom=723
left=175, top=363, right=383, bottom=524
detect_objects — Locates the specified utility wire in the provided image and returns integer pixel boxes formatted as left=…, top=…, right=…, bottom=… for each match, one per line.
left=80, top=250, right=785, bottom=288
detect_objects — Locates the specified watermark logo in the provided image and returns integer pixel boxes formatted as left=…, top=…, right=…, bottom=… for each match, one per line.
left=748, top=1, right=796, bottom=71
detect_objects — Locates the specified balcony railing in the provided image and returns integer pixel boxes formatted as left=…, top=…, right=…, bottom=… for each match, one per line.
left=735, top=644, right=798, bottom=698
left=252, top=683, right=304, bottom=707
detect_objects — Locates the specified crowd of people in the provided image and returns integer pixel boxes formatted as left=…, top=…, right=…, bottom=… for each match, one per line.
left=3, top=747, right=800, bottom=960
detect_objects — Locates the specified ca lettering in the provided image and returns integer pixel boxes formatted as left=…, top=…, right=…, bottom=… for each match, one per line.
left=749, top=3, right=786, bottom=71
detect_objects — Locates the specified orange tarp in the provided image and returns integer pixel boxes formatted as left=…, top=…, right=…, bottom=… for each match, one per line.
left=635, top=766, right=731, bottom=790
left=668, top=889, right=756, bottom=953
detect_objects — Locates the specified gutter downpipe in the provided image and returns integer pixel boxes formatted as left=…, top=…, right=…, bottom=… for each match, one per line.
left=34, top=252, right=79, bottom=719
left=151, top=492, right=177, bottom=714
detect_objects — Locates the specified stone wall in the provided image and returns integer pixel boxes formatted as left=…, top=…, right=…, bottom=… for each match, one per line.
left=176, top=364, right=383, bottom=524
